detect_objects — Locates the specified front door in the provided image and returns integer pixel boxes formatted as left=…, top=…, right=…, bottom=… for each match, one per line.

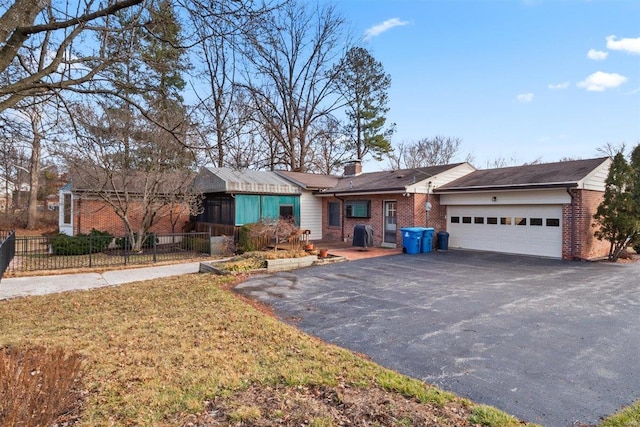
left=383, top=201, right=397, bottom=244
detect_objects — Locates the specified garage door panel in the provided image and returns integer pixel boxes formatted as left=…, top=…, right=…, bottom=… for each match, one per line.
left=448, top=205, right=562, bottom=258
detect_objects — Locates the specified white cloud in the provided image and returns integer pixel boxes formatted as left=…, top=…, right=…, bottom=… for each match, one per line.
left=587, top=49, right=608, bottom=60
left=606, top=35, right=640, bottom=55
left=363, top=18, right=409, bottom=41
left=577, top=71, right=627, bottom=92
left=548, top=82, right=570, bottom=90
left=517, top=93, right=534, bottom=103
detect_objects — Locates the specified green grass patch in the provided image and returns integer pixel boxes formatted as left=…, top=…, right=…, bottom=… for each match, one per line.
left=599, top=399, right=640, bottom=427
left=469, top=405, right=526, bottom=426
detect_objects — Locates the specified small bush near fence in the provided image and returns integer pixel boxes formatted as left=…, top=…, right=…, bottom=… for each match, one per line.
left=181, top=235, right=210, bottom=253
left=238, top=224, right=270, bottom=252
left=115, top=233, right=158, bottom=251
left=51, top=229, right=113, bottom=255
left=0, top=346, right=85, bottom=426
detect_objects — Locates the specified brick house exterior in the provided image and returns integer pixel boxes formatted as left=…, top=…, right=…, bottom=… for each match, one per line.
left=562, top=189, right=610, bottom=260
left=285, top=157, right=612, bottom=260
left=287, top=161, right=476, bottom=248
left=62, top=195, right=188, bottom=237
left=58, top=170, right=194, bottom=237
left=320, top=192, right=448, bottom=247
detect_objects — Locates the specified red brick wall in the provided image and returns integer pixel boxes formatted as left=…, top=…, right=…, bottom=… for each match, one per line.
left=72, top=196, right=189, bottom=237
left=320, top=193, right=444, bottom=246
left=563, top=189, right=610, bottom=260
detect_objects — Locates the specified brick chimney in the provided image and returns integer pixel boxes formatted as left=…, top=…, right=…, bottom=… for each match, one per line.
left=343, top=159, right=362, bottom=177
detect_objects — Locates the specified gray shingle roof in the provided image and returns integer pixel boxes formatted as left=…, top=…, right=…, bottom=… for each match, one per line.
left=323, top=163, right=467, bottom=194
left=437, top=157, right=610, bottom=192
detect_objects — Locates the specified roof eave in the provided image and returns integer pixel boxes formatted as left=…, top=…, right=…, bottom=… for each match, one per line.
left=436, top=182, right=579, bottom=193
left=316, top=187, right=409, bottom=196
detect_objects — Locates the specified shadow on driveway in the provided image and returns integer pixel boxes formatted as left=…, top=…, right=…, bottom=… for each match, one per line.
left=235, top=250, right=640, bottom=427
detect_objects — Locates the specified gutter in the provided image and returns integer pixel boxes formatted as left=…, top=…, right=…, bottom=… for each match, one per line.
left=436, top=182, right=580, bottom=193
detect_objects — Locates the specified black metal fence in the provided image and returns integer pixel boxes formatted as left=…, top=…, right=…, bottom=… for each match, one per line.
left=0, top=230, right=16, bottom=281
left=5, top=232, right=210, bottom=274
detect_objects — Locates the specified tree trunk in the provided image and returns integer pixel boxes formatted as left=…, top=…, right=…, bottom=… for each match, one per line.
left=26, top=114, right=41, bottom=230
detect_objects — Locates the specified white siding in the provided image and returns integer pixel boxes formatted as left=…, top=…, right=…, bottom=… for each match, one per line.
left=580, top=158, right=611, bottom=191
left=406, top=163, right=477, bottom=194
left=299, top=190, right=322, bottom=240
left=440, top=189, right=571, bottom=206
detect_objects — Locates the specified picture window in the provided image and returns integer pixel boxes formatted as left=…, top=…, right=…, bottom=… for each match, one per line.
left=345, top=200, right=371, bottom=218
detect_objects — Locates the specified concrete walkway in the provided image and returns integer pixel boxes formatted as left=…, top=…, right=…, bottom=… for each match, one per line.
left=0, top=244, right=398, bottom=300
left=0, top=262, right=202, bottom=300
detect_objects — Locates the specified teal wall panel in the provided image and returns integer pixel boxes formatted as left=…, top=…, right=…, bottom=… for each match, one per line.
left=234, top=194, right=301, bottom=225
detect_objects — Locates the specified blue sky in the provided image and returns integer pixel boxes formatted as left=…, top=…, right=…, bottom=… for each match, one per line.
left=337, top=0, right=640, bottom=170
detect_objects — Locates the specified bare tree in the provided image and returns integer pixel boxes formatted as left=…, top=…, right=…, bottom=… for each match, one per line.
left=388, top=136, right=468, bottom=169
left=66, top=101, right=198, bottom=251
left=596, top=142, right=627, bottom=158
left=308, top=115, right=350, bottom=174
left=240, top=0, right=348, bottom=172
left=0, top=0, right=146, bottom=113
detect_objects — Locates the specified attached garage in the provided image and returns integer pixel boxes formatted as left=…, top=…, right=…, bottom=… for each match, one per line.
left=436, top=157, right=613, bottom=260
left=446, top=205, right=562, bottom=258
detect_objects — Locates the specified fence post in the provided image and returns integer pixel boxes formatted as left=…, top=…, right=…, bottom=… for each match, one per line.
left=0, top=230, right=16, bottom=282
left=89, top=234, right=93, bottom=268
left=153, top=233, right=157, bottom=262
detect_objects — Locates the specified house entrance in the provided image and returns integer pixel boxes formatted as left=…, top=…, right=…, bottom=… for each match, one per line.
left=383, top=201, right=397, bottom=245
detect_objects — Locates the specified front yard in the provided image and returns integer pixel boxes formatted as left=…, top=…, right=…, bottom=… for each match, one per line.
left=0, top=273, right=534, bottom=426
left=0, top=272, right=637, bottom=426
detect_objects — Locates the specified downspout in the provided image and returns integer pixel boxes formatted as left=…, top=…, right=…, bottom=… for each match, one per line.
left=566, top=188, right=575, bottom=260
left=335, top=194, right=346, bottom=242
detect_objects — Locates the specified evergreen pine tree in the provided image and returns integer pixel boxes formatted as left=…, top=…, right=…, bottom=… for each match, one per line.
left=333, top=47, right=394, bottom=161
left=594, top=152, right=636, bottom=261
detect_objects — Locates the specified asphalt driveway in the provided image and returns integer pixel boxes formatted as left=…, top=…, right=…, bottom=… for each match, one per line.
left=234, top=250, right=640, bottom=427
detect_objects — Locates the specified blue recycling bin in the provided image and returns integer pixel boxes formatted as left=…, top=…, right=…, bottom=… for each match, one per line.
left=421, top=227, right=435, bottom=253
left=437, top=231, right=449, bottom=250
left=400, top=227, right=423, bottom=254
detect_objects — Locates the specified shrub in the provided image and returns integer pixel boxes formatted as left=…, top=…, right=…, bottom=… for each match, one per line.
left=51, top=229, right=113, bottom=255
left=0, top=346, right=85, bottom=426
left=115, top=233, right=157, bottom=251
left=238, top=224, right=259, bottom=253
left=633, top=240, right=640, bottom=255
left=181, top=235, right=210, bottom=254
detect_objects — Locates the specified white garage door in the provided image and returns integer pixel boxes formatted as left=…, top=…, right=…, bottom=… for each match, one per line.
left=447, top=205, right=562, bottom=258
